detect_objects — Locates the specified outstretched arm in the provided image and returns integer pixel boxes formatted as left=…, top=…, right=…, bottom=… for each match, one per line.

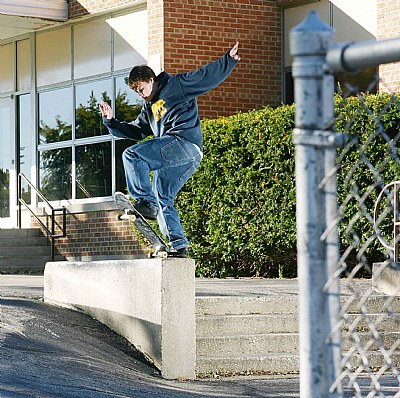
left=177, top=42, right=241, bottom=99
left=100, top=101, right=152, bottom=141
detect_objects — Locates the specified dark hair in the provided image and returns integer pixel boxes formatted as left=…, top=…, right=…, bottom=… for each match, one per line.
left=125, top=65, right=156, bottom=88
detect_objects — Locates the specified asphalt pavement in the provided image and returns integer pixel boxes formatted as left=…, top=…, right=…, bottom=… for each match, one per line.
left=0, top=275, right=300, bottom=398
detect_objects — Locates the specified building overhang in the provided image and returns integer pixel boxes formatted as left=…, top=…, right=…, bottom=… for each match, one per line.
left=0, top=0, right=68, bottom=42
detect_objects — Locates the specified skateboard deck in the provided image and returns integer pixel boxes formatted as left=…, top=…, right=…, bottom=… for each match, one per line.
left=114, top=191, right=172, bottom=258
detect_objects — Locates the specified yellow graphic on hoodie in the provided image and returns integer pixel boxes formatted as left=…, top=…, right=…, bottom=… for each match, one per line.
left=151, top=100, right=167, bottom=122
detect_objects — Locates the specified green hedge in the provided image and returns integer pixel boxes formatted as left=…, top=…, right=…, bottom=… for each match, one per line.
left=176, top=105, right=297, bottom=278
left=335, top=93, right=400, bottom=270
left=174, top=93, right=400, bottom=278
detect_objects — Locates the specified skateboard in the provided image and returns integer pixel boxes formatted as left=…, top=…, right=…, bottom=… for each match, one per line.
left=114, top=191, right=172, bottom=258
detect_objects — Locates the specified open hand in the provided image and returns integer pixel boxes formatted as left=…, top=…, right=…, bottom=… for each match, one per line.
left=99, top=101, right=113, bottom=119
left=230, top=42, right=240, bottom=61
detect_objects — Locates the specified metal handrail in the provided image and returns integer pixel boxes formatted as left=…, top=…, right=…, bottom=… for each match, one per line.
left=17, top=172, right=66, bottom=261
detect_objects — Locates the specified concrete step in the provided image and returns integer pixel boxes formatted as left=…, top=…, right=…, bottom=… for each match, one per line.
left=195, top=291, right=400, bottom=377
left=342, top=332, right=400, bottom=351
left=0, top=256, right=64, bottom=274
left=196, top=350, right=400, bottom=378
left=196, top=313, right=298, bottom=336
left=345, top=313, right=400, bottom=332
left=346, top=351, right=400, bottom=369
left=196, top=352, right=300, bottom=377
left=0, top=228, right=64, bottom=274
left=195, top=296, right=298, bottom=316
left=197, top=331, right=400, bottom=358
left=0, top=236, right=48, bottom=247
left=0, top=228, right=43, bottom=238
left=196, top=333, right=299, bottom=356
left=343, top=295, right=400, bottom=314
left=0, top=246, right=52, bottom=256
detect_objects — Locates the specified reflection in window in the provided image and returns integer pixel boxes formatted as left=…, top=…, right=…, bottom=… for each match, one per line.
left=39, top=147, right=72, bottom=201
left=0, top=98, right=12, bottom=217
left=115, top=76, right=143, bottom=121
left=76, top=142, right=111, bottom=199
left=115, top=139, right=134, bottom=193
left=75, top=80, right=111, bottom=139
left=18, top=94, right=33, bottom=204
left=39, top=87, right=72, bottom=144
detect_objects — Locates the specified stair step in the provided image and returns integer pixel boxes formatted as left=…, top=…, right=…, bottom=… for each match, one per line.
left=344, top=350, right=400, bottom=369
left=0, top=228, right=44, bottom=238
left=0, top=236, right=49, bottom=247
left=0, top=246, right=52, bottom=256
left=195, top=296, right=298, bottom=316
left=196, top=352, right=300, bottom=377
left=345, top=313, right=400, bottom=332
left=0, top=256, right=64, bottom=274
left=342, top=331, right=400, bottom=352
left=196, top=333, right=299, bottom=356
left=196, top=313, right=298, bottom=336
left=343, top=295, right=400, bottom=314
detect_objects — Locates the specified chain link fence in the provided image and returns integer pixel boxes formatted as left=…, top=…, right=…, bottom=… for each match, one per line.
left=290, top=11, right=400, bottom=398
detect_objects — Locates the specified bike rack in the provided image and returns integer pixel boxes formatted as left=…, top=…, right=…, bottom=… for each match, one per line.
left=374, top=181, right=400, bottom=261
left=17, top=172, right=67, bottom=261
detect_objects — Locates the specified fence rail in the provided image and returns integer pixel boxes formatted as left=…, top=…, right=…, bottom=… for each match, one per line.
left=291, top=11, right=400, bottom=398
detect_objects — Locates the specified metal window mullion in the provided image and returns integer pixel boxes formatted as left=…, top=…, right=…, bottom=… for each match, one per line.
left=111, top=76, right=116, bottom=194
left=31, top=32, right=38, bottom=209
left=72, top=83, right=76, bottom=201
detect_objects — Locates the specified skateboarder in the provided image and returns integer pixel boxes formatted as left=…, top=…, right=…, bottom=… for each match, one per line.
left=100, top=42, right=240, bottom=257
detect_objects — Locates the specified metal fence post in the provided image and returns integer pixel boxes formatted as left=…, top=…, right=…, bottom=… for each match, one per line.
left=290, top=11, right=341, bottom=398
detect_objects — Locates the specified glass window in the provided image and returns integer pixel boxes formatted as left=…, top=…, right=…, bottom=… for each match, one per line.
left=115, top=76, right=143, bottom=121
left=17, top=40, right=31, bottom=91
left=74, top=19, right=111, bottom=79
left=75, top=79, right=111, bottom=139
left=39, top=147, right=72, bottom=201
left=76, top=142, right=111, bottom=199
left=0, top=44, right=14, bottom=93
left=110, top=10, right=148, bottom=71
left=36, top=28, right=71, bottom=87
left=39, top=87, right=73, bottom=144
left=0, top=98, right=13, bottom=217
left=18, top=94, right=33, bottom=204
left=113, top=77, right=143, bottom=193
left=115, top=139, right=133, bottom=193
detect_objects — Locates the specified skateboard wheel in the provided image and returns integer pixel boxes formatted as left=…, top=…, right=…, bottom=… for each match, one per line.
left=160, top=251, right=168, bottom=259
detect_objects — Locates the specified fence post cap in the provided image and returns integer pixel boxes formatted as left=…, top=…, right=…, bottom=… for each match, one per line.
left=290, top=11, right=334, bottom=56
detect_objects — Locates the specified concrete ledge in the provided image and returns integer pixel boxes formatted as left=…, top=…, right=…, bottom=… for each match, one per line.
left=372, top=262, right=400, bottom=296
left=43, top=258, right=196, bottom=379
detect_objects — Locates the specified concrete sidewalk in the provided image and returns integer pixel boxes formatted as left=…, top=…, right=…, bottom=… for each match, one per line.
left=0, top=274, right=300, bottom=398
left=0, top=274, right=300, bottom=300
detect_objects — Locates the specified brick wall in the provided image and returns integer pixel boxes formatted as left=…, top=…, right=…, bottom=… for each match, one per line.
left=148, top=0, right=164, bottom=63
left=163, top=0, right=282, bottom=118
left=32, top=210, right=150, bottom=260
left=377, top=0, right=400, bottom=93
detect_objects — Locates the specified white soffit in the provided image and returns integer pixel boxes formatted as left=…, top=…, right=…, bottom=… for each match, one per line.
left=0, top=0, right=68, bottom=41
left=0, top=0, right=68, bottom=21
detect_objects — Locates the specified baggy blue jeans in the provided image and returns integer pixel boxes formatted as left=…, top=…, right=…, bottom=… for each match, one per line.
left=122, top=135, right=202, bottom=250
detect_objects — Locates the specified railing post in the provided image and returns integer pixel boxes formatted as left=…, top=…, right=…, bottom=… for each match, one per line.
left=290, top=11, right=341, bottom=398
